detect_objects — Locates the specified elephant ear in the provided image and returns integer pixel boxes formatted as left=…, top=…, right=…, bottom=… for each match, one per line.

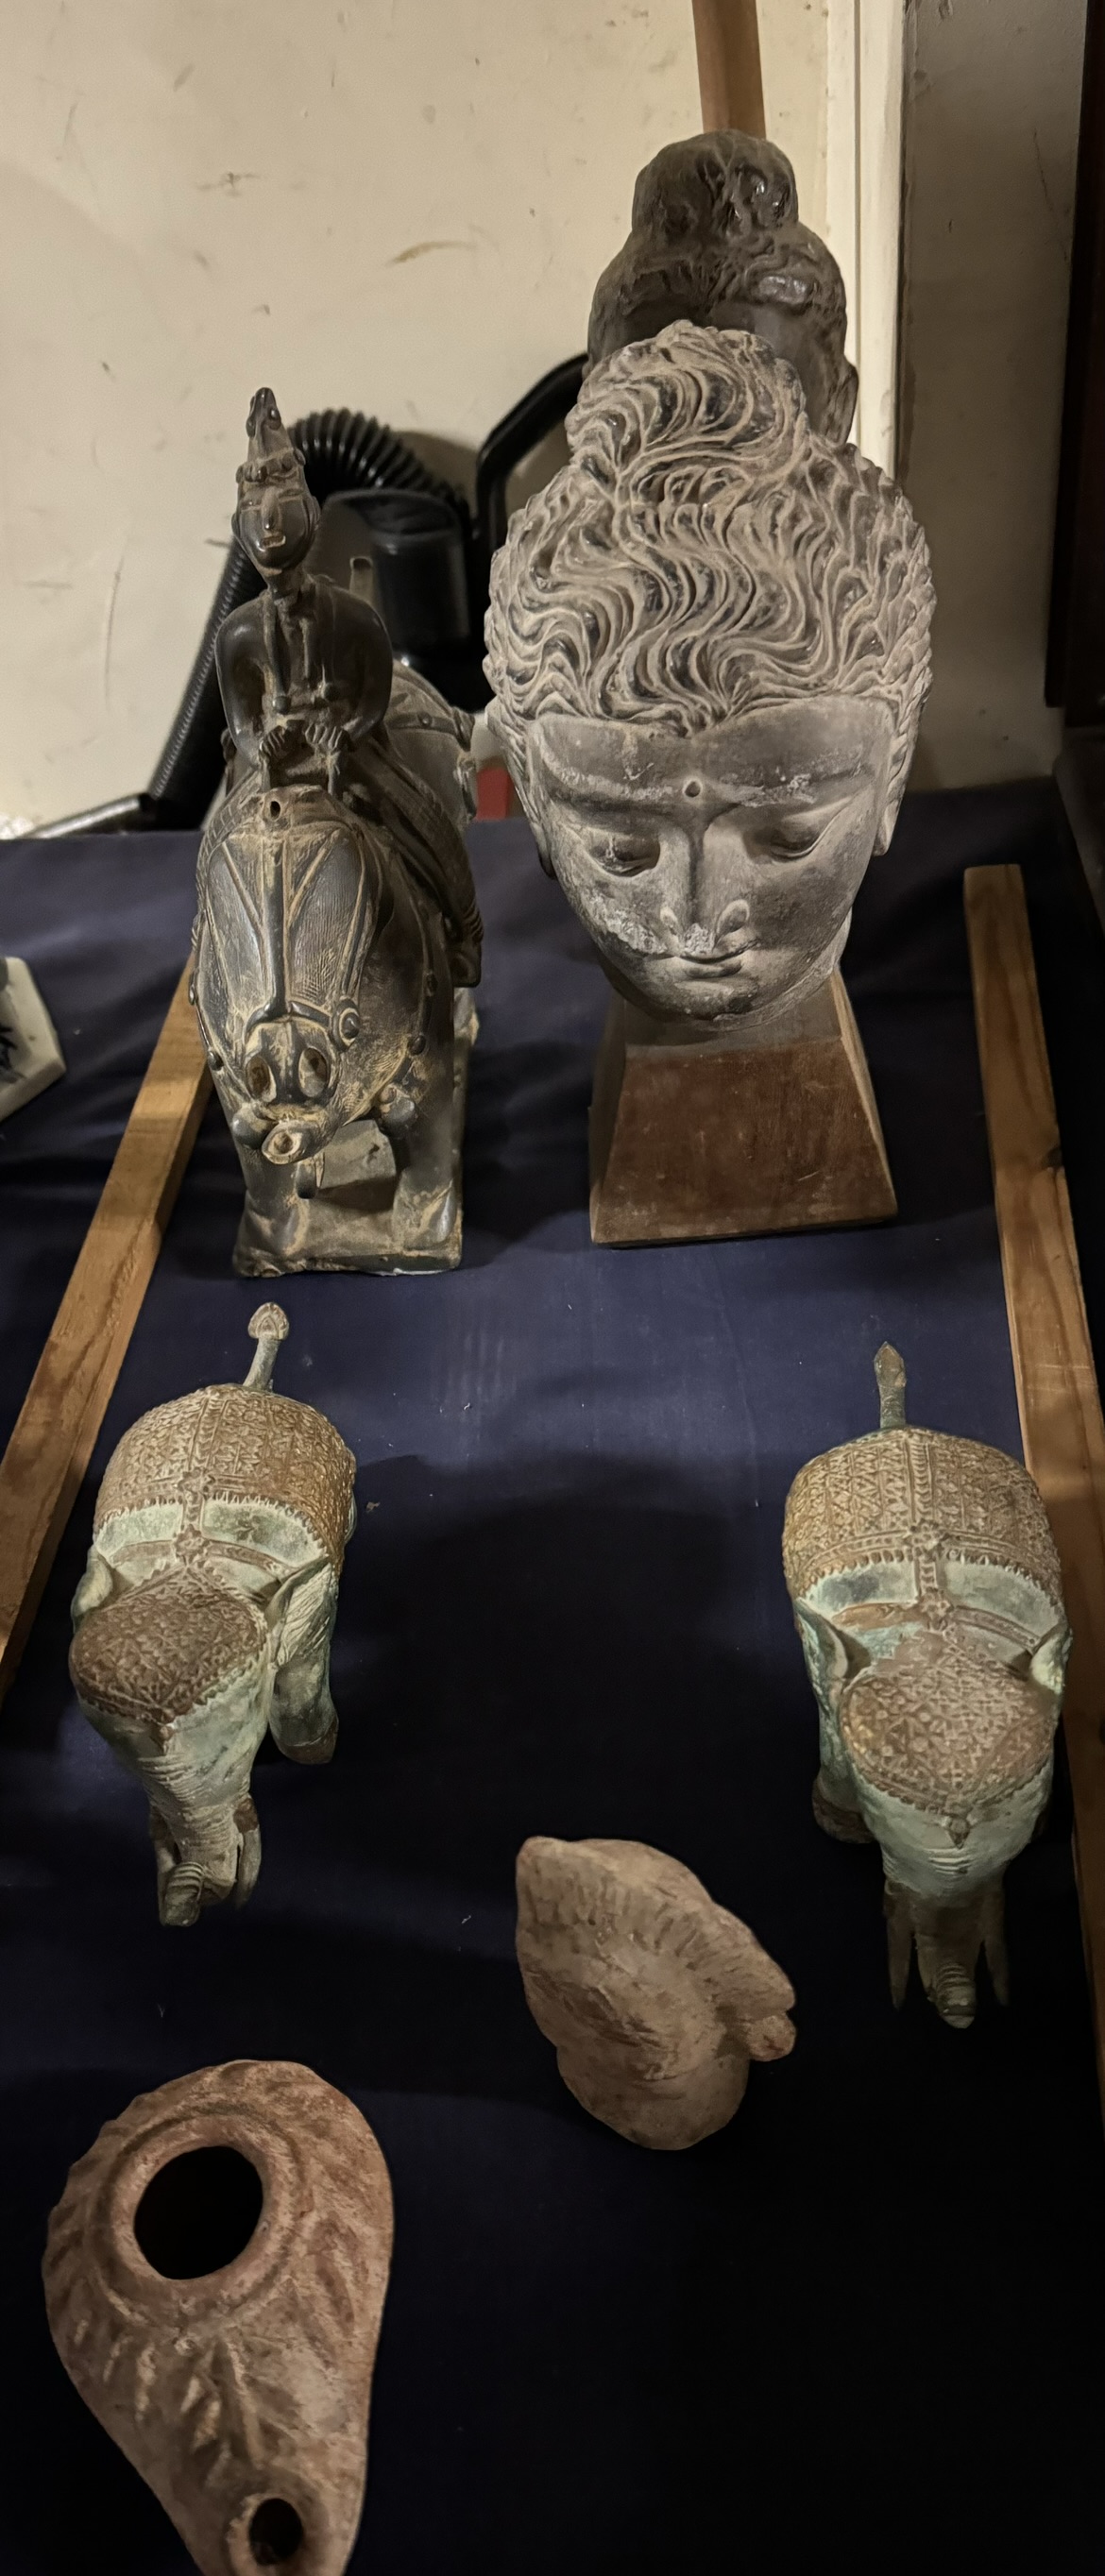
left=794, top=1602, right=873, bottom=1709
left=265, top=1555, right=332, bottom=1666
left=71, top=1548, right=115, bottom=1631
left=1027, top=1618, right=1072, bottom=1708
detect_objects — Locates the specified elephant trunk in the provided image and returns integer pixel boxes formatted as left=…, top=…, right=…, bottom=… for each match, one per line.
left=69, top=1569, right=275, bottom=1927
left=149, top=1790, right=261, bottom=1929
left=885, top=1877, right=1009, bottom=2028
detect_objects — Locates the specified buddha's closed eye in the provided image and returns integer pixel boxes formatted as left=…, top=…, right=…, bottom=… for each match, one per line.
left=584, top=829, right=662, bottom=876
left=745, top=802, right=844, bottom=863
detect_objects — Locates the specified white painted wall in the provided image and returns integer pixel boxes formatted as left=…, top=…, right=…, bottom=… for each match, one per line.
left=0, top=0, right=701, bottom=824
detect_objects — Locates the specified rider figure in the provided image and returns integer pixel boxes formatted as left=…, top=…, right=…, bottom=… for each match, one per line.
left=219, top=387, right=392, bottom=797
left=218, top=389, right=481, bottom=987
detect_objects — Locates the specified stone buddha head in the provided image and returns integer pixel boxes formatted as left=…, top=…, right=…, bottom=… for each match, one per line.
left=588, top=128, right=857, bottom=446
left=485, top=323, right=934, bottom=1026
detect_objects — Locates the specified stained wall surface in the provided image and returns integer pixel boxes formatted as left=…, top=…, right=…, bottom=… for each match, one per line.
left=1, top=1, right=1090, bottom=817
left=762, top=0, right=1086, bottom=788
left=0, top=1, right=701, bottom=825
left=897, top=0, right=1085, bottom=786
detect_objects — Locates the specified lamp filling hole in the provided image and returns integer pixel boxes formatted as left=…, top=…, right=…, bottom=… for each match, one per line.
left=133, top=2144, right=263, bottom=2279
left=249, top=2498, right=305, bottom=2565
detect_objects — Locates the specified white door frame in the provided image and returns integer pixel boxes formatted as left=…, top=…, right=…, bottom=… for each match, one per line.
left=825, top=0, right=908, bottom=471
left=756, top=0, right=908, bottom=473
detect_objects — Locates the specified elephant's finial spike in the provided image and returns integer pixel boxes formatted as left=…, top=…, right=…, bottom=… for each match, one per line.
left=244, top=1303, right=290, bottom=1392
left=875, top=1343, right=908, bottom=1431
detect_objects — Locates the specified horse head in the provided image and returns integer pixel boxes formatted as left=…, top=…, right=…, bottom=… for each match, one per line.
left=194, top=776, right=398, bottom=1178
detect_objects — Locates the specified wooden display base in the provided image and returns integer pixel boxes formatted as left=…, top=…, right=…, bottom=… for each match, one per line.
left=588, top=972, right=896, bottom=1247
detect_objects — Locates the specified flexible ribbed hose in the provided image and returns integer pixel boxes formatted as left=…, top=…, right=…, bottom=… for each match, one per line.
left=146, top=411, right=463, bottom=825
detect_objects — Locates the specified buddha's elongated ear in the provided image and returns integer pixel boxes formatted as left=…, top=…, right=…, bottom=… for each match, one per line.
left=872, top=714, right=909, bottom=856
left=485, top=699, right=554, bottom=873
left=530, top=811, right=555, bottom=876
left=874, top=780, right=907, bottom=856
left=519, top=760, right=553, bottom=873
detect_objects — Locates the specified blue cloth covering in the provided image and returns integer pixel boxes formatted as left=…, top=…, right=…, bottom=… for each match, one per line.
left=1, top=788, right=1104, bottom=2571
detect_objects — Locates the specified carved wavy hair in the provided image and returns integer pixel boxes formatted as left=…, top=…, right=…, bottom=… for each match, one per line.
left=485, top=322, right=933, bottom=815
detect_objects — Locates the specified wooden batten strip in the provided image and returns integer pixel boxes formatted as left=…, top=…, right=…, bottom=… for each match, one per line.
left=691, top=0, right=765, bottom=137
left=965, top=861, right=1105, bottom=2111
left=0, top=966, right=210, bottom=1705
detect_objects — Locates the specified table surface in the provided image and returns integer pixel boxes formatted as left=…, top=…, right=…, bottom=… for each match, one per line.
left=2, top=786, right=1105, bottom=2575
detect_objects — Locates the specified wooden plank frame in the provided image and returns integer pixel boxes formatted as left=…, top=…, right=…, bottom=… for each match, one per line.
left=965, top=862, right=1105, bottom=2113
left=691, top=0, right=765, bottom=136
left=0, top=966, right=210, bottom=1706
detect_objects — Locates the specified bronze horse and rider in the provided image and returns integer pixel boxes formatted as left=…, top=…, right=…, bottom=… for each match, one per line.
left=193, top=387, right=482, bottom=1274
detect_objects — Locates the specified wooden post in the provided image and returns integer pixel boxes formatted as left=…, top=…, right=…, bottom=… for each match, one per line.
left=691, top=0, right=765, bottom=136
left=0, top=967, right=210, bottom=1705
left=964, top=862, right=1105, bottom=2113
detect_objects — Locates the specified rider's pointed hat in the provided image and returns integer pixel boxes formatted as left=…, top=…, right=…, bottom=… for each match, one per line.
left=240, top=387, right=304, bottom=483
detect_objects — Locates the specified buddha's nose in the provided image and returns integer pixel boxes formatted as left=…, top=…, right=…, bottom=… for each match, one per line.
left=713, top=898, right=750, bottom=941
left=691, top=815, right=756, bottom=899
left=659, top=892, right=750, bottom=952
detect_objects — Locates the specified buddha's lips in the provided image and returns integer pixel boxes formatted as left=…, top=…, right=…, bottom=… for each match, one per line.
left=606, top=924, right=757, bottom=968
left=673, top=941, right=754, bottom=972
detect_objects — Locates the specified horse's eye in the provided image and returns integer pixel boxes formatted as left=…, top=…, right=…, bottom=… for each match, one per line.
left=298, top=1048, right=331, bottom=1099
